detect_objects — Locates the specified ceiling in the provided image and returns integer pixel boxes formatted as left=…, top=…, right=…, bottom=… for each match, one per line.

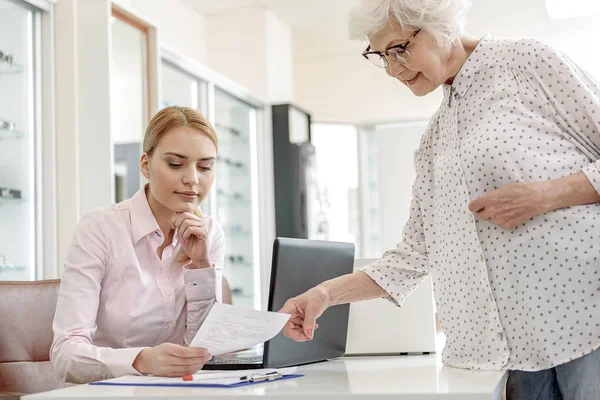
left=181, top=0, right=599, bottom=61
left=182, top=0, right=362, bottom=59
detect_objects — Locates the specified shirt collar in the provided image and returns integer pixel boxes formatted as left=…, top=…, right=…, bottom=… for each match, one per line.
left=447, top=34, right=494, bottom=99
left=130, top=185, right=162, bottom=245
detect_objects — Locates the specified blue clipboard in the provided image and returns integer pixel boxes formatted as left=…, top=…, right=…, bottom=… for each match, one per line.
left=89, top=373, right=304, bottom=388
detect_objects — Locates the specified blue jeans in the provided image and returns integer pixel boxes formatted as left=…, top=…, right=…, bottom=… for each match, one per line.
left=506, top=348, right=600, bottom=400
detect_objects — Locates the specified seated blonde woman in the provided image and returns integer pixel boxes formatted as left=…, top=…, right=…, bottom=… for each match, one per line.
left=51, top=106, right=224, bottom=383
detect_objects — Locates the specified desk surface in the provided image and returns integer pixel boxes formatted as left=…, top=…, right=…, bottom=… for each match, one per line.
left=24, top=355, right=508, bottom=400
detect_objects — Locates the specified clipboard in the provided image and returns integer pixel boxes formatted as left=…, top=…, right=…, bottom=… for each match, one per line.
left=89, top=372, right=304, bottom=388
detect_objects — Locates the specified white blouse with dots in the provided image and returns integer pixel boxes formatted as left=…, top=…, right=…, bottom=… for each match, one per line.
left=362, top=34, right=600, bottom=371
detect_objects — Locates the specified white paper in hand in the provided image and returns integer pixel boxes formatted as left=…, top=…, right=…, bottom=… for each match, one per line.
left=190, top=303, right=291, bottom=355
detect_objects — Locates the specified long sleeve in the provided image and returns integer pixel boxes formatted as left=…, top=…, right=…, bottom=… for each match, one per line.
left=183, top=220, right=225, bottom=347
left=50, top=213, right=146, bottom=384
left=361, top=181, right=431, bottom=307
left=527, top=42, right=600, bottom=193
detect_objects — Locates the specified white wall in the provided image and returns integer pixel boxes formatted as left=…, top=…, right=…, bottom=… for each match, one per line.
left=265, top=11, right=294, bottom=103
left=374, top=121, right=427, bottom=251
left=206, top=10, right=268, bottom=100
left=77, top=0, right=113, bottom=214
left=54, top=0, right=80, bottom=277
left=295, top=52, right=442, bottom=124
left=110, top=17, right=146, bottom=144
left=114, top=0, right=209, bottom=66
left=207, top=9, right=294, bottom=103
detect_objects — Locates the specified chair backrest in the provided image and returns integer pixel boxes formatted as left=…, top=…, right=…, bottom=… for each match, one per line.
left=0, top=280, right=69, bottom=395
left=222, top=276, right=233, bottom=305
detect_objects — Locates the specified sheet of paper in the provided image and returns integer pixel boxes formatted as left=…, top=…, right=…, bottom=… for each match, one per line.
left=189, top=303, right=291, bottom=356
left=96, top=367, right=298, bottom=386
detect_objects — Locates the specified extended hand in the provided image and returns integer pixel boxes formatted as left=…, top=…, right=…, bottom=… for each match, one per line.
left=279, top=286, right=327, bottom=342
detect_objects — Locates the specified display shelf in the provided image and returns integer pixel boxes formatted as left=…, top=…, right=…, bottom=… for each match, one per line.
left=222, top=226, right=253, bottom=236
left=0, top=264, right=26, bottom=271
left=0, top=59, right=26, bottom=75
left=0, top=127, right=26, bottom=140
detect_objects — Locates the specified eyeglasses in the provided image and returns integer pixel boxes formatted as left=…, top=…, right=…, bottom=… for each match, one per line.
left=362, top=29, right=421, bottom=69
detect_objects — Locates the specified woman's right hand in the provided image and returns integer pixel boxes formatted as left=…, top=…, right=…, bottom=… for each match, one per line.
left=133, top=343, right=211, bottom=377
left=279, top=286, right=328, bottom=342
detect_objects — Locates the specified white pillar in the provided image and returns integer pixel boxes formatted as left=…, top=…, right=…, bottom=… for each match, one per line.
left=77, top=0, right=114, bottom=214
left=54, top=0, right=81, bottom=275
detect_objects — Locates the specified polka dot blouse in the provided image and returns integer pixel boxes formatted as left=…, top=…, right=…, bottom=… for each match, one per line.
left=362, top=34, right=600, bottom=371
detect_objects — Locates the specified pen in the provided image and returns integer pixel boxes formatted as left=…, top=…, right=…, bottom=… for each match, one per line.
left=181, top=371, right=283, bottom=382
left=245, top=372, right=282, bottom=382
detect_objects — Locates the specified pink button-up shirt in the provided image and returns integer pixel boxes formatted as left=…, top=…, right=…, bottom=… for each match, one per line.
left=50, top=187, right=224, bottom=383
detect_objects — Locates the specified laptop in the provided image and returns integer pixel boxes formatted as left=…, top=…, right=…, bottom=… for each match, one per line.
left=203, top=237, right=355, bottom=370
left=345, top=258, right=437, bottom=355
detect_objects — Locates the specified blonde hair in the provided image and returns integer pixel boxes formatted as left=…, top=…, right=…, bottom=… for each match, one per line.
left=348, top=0, right=471, bottom=49
left=143, top=106, right=217, bottom=265
left=144, top=106, right=218, bottom=155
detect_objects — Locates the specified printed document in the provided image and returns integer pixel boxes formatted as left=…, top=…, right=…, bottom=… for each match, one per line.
left=189, top=303, right=290, bottom=355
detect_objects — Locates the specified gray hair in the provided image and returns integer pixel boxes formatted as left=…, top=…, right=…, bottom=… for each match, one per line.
left=348, top=0, right=472, bottom=49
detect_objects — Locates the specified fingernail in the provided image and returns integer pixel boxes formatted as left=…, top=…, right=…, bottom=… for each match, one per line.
left=307, top=329, right=313, bottom=338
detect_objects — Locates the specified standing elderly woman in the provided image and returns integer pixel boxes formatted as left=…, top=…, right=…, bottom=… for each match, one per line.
left=280, top=0, right=600, bottom=398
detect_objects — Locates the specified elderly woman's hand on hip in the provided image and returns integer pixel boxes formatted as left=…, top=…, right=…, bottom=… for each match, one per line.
left=468, top=181, right=552, bottom=229
left=279, top=286, right=329, bottom=342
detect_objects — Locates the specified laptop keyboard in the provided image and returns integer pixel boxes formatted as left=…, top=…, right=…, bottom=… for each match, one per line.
left=208, top=355, right=263, bottom=364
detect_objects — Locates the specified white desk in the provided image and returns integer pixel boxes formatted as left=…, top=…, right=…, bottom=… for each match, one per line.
left=25, top=355, right=508, bottom=400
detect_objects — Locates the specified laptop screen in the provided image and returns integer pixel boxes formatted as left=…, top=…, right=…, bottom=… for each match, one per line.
left=263, top=237, right=355, bottom=368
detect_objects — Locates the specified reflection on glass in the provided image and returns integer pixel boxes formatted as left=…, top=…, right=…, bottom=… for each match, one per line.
left=159, top=60, right=210, bottom=212
left=311, top=123, right=361, bottom=253
left=161, top=61, right=207, bottom=113
left=0, top=0, right=36, bottom=280
left=360, top=128, right=382, bottom=258
left=110, top=13, right=148, bottom=202
left=214, top=88, right=258, bottom=309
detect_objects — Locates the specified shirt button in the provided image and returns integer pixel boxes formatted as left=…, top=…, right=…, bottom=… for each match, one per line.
left=480, top=255, right=484, bottom=262
left=498, top=332, right=503, bottom=340
left=459, top=177, right=463, bottom=185
left=168, top=322, right=174, bottom=328
left=165, top=290, right=172, bottom=296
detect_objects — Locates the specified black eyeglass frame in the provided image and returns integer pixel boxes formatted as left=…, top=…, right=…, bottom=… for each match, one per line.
left=362, top=28, right=422, bottom=67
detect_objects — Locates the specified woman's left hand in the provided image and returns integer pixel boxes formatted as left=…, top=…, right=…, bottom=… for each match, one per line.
left=468, top=181, right=552, bottom=229
left=171, top=211, right=211, bottom=268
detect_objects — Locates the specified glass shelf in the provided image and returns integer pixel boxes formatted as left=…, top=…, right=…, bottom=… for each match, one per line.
left=230, top=288, right=253, bottom=298
left=0, top=198, right=26, bottom=205
left=0, top=127, right=26, bottom=140
left=227, top=262, right=253, bottom=268
left=0, top=186, right=22, bottom=201
left=218, top=137, right=250, bottom=146
left=218, top=171, right=251, bottom=179
left=216, top=199, right=251, bottom=208
left=216, top=157, right=246, bottom=169
left=0, top=60, right=26, bottom=75
left=223, top=226, right=253, bottom=236
left=215, top=122, right=243, bottom=137
left=0, top=264, right=27, bottom=271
